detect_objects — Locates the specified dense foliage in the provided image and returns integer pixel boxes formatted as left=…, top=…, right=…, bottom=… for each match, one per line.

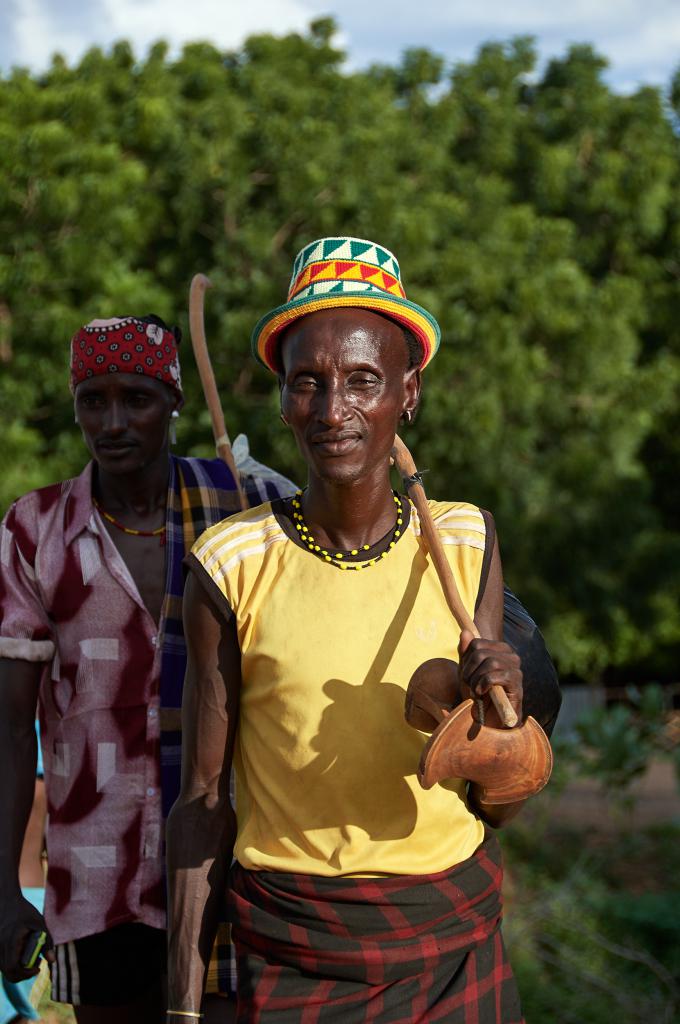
left=1, top=20, right=679, bottom=680
left=504, top=818, right=680, bottom=1024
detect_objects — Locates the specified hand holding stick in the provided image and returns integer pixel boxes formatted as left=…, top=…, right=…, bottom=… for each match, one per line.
left=391, top=434, right=518, bottom=728
left=189, top=274, right=247, bottom=511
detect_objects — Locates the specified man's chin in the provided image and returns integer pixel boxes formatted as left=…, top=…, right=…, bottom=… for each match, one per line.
left=311, top=459, right=367, bottom=486
left=94, top=447, right=148, bottom=473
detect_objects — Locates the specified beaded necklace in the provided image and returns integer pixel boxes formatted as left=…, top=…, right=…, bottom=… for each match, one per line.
left=291, top=489, right=405, bottom=571
left=94, top=499, right=166, bottom=546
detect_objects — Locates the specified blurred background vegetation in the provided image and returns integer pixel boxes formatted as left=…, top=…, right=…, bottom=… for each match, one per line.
left=1, top=18, right=679, bottom=1024
left=1, top=18, right=679, bottom=684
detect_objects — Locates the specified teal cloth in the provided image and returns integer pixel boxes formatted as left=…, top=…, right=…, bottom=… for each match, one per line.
left=35, top=722, right=43, bottom=779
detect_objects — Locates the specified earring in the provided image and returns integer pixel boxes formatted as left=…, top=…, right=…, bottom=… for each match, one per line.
left=169, top=409, right=179, bottom=445
left=280, top=412, right=289, bottom=426
left=401, top=409, right=413, bottom=425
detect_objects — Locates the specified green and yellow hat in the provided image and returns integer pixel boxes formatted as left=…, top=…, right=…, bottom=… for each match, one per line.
left=252, top=236, right=441, bottom=373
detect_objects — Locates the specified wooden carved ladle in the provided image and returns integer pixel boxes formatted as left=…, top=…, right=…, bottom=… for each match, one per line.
left=391, top=436, right=553, bottom=805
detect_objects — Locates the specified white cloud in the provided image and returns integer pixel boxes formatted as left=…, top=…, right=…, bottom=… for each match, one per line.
left=602, top=10, right=680, bottom=77
left=10, top=0, right=104, bottom=70
left=1, top=0, right=679, bottom=91
left=381, top=0, right=644, bottom=32
left=335, top=0, right=680, bottom=89
left=3, top=0, right=315, bottom=71
left=104, top=0, right=313, bottom=58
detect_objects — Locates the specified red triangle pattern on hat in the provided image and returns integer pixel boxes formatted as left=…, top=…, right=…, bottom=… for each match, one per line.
left=334, top=261, right=355, bottom=276
left=289, top=259, right=405, bottom=300
left=310, top=262, right=328, bottom=281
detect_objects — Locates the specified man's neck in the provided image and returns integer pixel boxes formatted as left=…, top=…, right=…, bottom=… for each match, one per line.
left=302, top=472, right=397, bottom=552
left=94, top=451, right=171, bottom=514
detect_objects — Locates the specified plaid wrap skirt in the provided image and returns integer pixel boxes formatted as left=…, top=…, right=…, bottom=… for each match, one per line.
left=228, top=834, right=524, bottom=1023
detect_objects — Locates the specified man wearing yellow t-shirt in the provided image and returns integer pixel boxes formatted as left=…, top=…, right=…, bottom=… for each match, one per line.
left=167, top=238, right=559, bottom=1023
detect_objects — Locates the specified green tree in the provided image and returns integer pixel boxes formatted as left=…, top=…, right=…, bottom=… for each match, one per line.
left=0, top=24, right=678, bottom=680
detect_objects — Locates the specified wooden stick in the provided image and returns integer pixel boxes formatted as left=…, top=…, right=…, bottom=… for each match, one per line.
left=391, top=434, right=518, bottom=728
left=188, top=274, right=247, bottom=511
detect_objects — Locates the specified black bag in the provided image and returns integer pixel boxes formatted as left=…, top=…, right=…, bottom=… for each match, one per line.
left=503, top=587, right=561, bottom=735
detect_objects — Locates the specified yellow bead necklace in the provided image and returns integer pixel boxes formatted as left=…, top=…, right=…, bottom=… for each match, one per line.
left=291, top=490, right=404, bottom=570
left=94, top=499, right=166, bottom=546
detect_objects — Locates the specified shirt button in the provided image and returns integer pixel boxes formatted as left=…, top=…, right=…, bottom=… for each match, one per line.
left=148, top=708, right=157, bottom=718
left=147, top=787, right=155, bottom=797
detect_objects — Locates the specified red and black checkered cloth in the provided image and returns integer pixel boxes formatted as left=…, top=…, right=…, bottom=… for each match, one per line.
left=228, top=834, right=524, bottom=1023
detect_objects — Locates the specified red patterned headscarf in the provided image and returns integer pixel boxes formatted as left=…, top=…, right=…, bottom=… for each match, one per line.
left=70, top=317, right=183, bottom=396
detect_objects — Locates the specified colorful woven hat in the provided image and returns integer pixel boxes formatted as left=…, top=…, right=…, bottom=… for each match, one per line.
left=252, top=236, right=441, bottom=373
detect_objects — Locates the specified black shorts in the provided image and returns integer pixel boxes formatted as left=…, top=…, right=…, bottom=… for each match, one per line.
left=51, top=922, right=166, bottom=1007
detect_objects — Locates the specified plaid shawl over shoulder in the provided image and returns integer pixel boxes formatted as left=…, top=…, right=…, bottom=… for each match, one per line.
left=161, top=455, right=295, bottom=997
left=229, top=834, right=524, bottom=1024
left=159, top=454, right=292, bottom=817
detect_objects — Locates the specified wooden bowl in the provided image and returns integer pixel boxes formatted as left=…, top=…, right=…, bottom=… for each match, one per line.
left=418, top=699, right=553, bottom=804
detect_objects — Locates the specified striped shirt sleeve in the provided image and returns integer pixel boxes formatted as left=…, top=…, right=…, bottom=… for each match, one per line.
left=186, top=506, right=287, bottom=620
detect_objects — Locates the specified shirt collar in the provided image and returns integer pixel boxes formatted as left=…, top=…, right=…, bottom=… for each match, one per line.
left=63, top=457, right=180, bottom=547
left=63, top=461, right=97, bottom=546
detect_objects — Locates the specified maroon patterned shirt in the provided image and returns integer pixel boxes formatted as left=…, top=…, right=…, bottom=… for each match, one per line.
left=0, top=464, right=166, bottom=943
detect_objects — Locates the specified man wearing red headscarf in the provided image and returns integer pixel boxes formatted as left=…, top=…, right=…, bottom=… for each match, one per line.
left=0, top=315, right=295, bottom=1023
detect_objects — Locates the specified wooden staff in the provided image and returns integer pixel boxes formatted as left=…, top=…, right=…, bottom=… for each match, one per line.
left=188, top=274, right=247, bottom=511
left=391, top=434, right=518, bottom=728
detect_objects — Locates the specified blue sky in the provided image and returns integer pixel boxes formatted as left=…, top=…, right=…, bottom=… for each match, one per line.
left=2, top=0, right=679, bottom=92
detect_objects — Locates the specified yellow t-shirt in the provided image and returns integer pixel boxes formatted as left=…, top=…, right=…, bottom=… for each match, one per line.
left=190, top=497, right=487, bottom=877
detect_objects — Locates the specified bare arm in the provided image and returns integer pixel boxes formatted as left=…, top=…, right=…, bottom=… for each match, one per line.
left=463, top=534, right=526, bottom=828
left=166, top=572, right=241, bottom=1014
left=0, top=658, right=53, bottom=979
